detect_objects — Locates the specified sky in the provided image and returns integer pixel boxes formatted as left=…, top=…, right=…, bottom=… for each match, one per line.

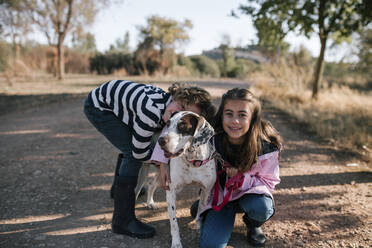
left=29, top=0, right=353, bottom=62
left=89, top=0, right=328, bottom=57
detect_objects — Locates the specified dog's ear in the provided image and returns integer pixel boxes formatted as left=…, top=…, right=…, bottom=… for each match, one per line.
left=192, top=116, right=214, bottom=146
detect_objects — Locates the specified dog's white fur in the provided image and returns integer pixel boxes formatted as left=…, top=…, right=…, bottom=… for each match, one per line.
left=135, top=111, right=216, bottom=248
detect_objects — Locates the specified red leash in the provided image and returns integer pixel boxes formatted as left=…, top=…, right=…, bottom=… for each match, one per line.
left=211, top=162, right=244, bottom=211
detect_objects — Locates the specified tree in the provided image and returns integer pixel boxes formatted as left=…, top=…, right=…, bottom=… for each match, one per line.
left=254, top=17, right=290, bottom=59
left=108, top=31, right=130, bottom=54
left=137, top=15, right=193, bottom=55
left=237, top=0, right=372, bottom=98
left=20, top=0, right=118, bottom=79
left=72, top=32, right=97, bottom=54
left=356, top=26, right=372, bottom=77
left=219, top=34, right=235, bottom=77
left=0, top=0, right=32, bottom=59
left=135, top=15, right=192, bottom=75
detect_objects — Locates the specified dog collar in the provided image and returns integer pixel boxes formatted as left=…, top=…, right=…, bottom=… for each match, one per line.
left=188, top=151, right=217, bottom=167
left=189, top=158, right=212, bottom=167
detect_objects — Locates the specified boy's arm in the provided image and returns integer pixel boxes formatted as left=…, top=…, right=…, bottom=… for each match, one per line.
left=149, top=127, right=171, bottom=190
left=149, top=137, right=169, bottom=166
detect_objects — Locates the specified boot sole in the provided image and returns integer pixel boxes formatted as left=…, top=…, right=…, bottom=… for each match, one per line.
left=112, top=225, right=155, bottom=239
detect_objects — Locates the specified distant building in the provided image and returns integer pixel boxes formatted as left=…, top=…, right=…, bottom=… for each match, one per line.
left=202, top=47, right=269, bottom=64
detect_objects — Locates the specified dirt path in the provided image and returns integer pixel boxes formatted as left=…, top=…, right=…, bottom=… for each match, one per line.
left=0, top=82, right=371, bottom=248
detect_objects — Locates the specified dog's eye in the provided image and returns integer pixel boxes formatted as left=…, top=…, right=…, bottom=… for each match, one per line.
left=177, top=122, right=187, bottom=132
left=166, top=120, right=171, bottom=127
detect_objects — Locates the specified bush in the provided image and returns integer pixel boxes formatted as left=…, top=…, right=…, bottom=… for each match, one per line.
left=176, top=54, right=196, bottom=76
left=188, top=55, right=220, bottom=77
left=90, top=53, right=136, bottom=75
left=227, top=59, right=261, bottom=79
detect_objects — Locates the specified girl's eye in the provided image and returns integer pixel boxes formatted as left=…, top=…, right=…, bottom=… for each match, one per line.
left=239, top=114, right=248, bottom=118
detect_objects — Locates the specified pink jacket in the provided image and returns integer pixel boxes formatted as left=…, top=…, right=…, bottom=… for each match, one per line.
left=199, top=150, right=280, bottom=219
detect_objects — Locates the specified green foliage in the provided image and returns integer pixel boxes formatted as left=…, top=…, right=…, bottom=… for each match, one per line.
left=176, top=54, right=196, bottom=74
left=219, top=44, right=235, bottom=77
left=137, top=15, right=192, bottom=52
left=188, top=55, right=220, bottom=77
left=237, top=0, right=372, bottom=98
left=135, top=16, right=192, bottom=75
left=227, top=59, right=261, bottom=79
left=89, top=52, right=136, bottom=75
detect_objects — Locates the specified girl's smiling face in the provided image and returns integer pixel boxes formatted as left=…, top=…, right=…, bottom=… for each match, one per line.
left=222, top=99, right=252, bottom=145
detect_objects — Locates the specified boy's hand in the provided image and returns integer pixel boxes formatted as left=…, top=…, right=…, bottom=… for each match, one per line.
left=158, top=163, right=171, bottom=190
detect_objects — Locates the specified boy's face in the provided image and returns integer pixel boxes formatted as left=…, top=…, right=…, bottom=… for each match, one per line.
left=162, top=100, right=201, bottom=123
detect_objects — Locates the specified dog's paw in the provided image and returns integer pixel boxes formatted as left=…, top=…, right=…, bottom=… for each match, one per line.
left=146, top=202, right=158, bottom=210
left=171, top=242, right=183, bottom=248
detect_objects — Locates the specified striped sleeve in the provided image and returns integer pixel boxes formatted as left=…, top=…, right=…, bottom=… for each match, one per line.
left=130, top=89, right=162, bottom=160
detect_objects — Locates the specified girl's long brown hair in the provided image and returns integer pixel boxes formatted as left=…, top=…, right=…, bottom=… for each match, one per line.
left=213, top=88, right=282, bottom=172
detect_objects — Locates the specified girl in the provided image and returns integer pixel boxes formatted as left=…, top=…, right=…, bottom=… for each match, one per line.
left=83, top=80, right=214, bottom=239
left=198, top=88, right=282, bottom=247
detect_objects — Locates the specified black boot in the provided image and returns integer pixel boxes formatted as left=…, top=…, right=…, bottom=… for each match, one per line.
left=243, top=214, right=266, bottom=247
left=112, top=177, right=156, bottom=239
left=110, top=154, right=123, bottom=199
left=111, top=154, right=146, bottom=199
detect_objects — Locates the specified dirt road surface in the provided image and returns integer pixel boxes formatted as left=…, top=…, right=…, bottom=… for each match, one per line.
left=1, top=81, right=371, bottom=248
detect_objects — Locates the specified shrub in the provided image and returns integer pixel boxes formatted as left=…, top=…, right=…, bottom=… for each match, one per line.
left=188, top=55, right=220, bottom=77
left=227, top=59, right=261, bottom=79
left=176, top=54, right=196, bottom=76
left=90, top=53, right=136, bottom=75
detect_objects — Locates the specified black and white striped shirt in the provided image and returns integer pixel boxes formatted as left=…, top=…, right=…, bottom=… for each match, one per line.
left=88, top=80, right=171, bottom=160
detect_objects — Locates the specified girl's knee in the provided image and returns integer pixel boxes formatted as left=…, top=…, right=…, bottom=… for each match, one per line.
left=250, top=206, right=274, bottom=222
left=240, top=195, right=274, bottom=222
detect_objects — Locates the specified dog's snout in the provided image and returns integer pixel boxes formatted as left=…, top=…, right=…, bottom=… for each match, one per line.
left=158, top=136, right=169, bottom=147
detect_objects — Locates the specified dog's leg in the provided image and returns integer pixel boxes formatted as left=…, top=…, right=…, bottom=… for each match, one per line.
left=146, top=173, right=159, bottom=209
left=166, top=187, right=182, bottom=248
left=134, top=164, right=149, bottom=200
left=196, top=184, right=214, bottom=229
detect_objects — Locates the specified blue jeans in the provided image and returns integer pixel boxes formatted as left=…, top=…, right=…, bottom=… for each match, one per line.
left=200, top=194, right=274, bottom=248
left=83, top=98, right=142, bottom=183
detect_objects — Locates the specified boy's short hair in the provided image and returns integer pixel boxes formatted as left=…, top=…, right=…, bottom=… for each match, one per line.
left=168, top=83, right=216, bottom=124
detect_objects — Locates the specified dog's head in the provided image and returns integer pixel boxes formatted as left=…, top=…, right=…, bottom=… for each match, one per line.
left=158, top=111, right=214, bottom=158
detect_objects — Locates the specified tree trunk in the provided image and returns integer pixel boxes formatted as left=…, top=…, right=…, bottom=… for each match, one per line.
left=312, top=36, right=327, bottom=99
left=57, top=38, right=65, bottom=80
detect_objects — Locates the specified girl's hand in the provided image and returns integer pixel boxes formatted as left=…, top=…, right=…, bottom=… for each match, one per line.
left=226, top=167, right=239, bottom=178
left=158, top=163, right=171, bottom=190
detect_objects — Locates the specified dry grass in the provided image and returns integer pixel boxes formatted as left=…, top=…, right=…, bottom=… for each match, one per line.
left=251, top=63, right=372, bottom=163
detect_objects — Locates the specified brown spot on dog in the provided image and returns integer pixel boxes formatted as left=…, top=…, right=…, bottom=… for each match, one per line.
left=177, top=114, right=198, bottom=136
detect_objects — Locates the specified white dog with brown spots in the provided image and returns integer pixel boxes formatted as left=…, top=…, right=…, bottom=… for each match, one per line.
left=157, top=111, right=216, bottom=248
